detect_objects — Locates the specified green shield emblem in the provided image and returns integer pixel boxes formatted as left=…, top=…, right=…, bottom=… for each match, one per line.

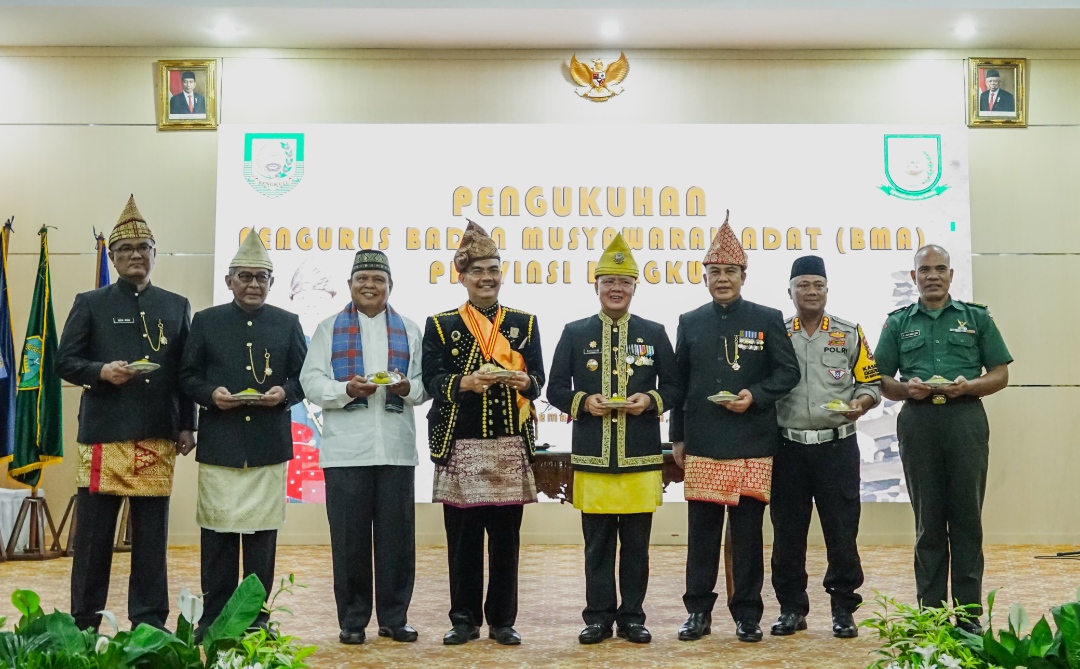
left=243, top=133, right=306, bottom=199
left=880, top=134, right=949, bottom=200
left=17, top=335, right=42, bottom=390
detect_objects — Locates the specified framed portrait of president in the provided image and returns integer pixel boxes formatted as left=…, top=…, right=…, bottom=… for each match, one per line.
left=157, top=59, right=218, bottom=130
left=967, top=58, right=1026, bottom=127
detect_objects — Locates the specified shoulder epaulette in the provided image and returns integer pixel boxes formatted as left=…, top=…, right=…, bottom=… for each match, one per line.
left=829, top=315, right=857, bottom=329
left=887, top=305, right=911, bottom=316
left=432, top=309, right=459, bottom=319
left=964, top=301, right=989, bottom=309
left=502, top=307, right=533, bottom=316
left=783, top=315, right=794, bottom=324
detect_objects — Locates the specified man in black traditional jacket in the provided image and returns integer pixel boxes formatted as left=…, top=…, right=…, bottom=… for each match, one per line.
left=57, top=195, right=196, bottom=631
left=423, top=220, right=545, bottom=647
left=547, top=233, right=680, bottom=645
left=180, top=229, right=307, bottom=636
left=670, top=213, right=800, bottom=643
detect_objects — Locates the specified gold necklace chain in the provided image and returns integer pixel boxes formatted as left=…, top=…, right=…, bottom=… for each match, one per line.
left=247, top=343, right=272, bottom=384
left=139, top=311, right=167, bottom=352
left=722, top=336, right=741, bottom=371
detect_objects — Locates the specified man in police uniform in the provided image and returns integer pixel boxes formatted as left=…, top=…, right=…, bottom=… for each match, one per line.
left=180, top=230, right=307, bottom=637
left=547, top=234, right=681, bottom=645
left=770, top=255, right=880, bottom=639
left=57, top=195, right=196, bottom=631
left=875, top=244, right=1012, bottom=634
left=423, top=220, right=545, bottom=646
left=671, top=213, right=800, bottom=643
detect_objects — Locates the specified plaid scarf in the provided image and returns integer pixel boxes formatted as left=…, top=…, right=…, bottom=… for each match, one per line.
left=331, top=302, right=410, bottom=413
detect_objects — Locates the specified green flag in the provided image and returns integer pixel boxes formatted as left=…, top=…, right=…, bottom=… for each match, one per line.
left=10, top=226, right=62, bottom=489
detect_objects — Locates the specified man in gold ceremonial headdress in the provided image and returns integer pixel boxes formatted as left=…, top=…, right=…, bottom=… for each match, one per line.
left=57, top=195, right=197, bottom=631
left=423, top=220, right=545, bottom=647
left=547, top=234, right=681, bottom=645
left=670, top=212, right=800, bottom=643
left=180, top=229, right=307, bottom=637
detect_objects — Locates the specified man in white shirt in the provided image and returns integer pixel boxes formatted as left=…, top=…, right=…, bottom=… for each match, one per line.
left=299, top=249, right=428, bottom=645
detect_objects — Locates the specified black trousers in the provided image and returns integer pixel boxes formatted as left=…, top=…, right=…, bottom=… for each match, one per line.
left=683, top=497, right=766, bottom=623
left=770, top=434, right=864, bottom=616
left=324, top=466, right=416, bottom=632
left=581, top=512, right=653, bottom=628
left=443, top=504, right=523, bottom=628
left=198, top=528, right=277, bottom=630
left=898, top=401, right=989, bottom=614
left=70, top=489, right=170, bottom=631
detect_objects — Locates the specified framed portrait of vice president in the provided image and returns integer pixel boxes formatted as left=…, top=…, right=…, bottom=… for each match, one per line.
left=967, top=58, right=1026, bottom=127
left=157, top=59, right=218, bottom=130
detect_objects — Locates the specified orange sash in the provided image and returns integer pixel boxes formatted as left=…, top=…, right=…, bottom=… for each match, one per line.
left=459, top=303, right=531, bottom=427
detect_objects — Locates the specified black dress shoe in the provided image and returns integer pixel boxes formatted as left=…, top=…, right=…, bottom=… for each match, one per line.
left=578, top=624, right=612, bottom=644
left=678, top=613, right=712, bottom=641
left=955, top=619, right=983, bottom=636
left=617, top=623, right=652, bottom=644
left=735, top=620, right=763, bottom=642
left=378, top=625, right=418, bottom=642
left=442, top=624, right=480, bottom=645
left=770, top=612, right=807, bottom=636
left=339, top=630, right=366, bottom=645
left=489, top=626, right=522, bottom=645
left=833, top=611, right=859, bottom=638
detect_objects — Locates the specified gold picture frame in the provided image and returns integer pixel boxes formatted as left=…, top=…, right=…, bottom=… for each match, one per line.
left=967, top=58, right=1026, bottom=127
left=156, top=59, right=218, bottom=130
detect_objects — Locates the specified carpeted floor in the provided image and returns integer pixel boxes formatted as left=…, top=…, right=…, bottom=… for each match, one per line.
left=3, top=544, right=1080, bottom=668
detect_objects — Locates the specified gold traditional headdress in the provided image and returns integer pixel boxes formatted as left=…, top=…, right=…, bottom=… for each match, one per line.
left=230, top=229, right=273, bottom=271
left=595, top=232, right=638, bottom=278
left=108, top=194, right=155, bottom=247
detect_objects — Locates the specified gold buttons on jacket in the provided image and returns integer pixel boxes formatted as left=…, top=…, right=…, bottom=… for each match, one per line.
left=245, top=416, right=251, bottom=422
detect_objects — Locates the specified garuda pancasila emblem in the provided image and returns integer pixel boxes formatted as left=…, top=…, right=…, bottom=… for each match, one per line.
left=569, top=52, right=629, bottom=102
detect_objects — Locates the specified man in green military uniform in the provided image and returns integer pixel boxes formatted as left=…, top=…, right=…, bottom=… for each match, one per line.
left=874, top=244, right=1012, bottom=634
left=547, top=233, right=680, bottom=645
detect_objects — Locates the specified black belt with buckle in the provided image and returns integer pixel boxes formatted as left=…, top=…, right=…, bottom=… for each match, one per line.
left=908, top=395, right=981, bottom=406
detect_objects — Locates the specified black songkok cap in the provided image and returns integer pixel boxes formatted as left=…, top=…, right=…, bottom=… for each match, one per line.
left=351, top=249, right=391, bottom=277
left=985, top=69, right=1001, bottom=78
left=789, top=255, right=826, bottom=280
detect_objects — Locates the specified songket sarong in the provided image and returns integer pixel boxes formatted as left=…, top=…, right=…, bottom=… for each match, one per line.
left=77, top=439, right=176, bottom=496
left=683, top=455, right=773, bottom=506
left=433, top=436, right=537, bottom=507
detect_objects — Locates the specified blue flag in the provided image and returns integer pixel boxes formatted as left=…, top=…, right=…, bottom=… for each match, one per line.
left=0, top=218, right=15, bottom=464
left=94, top=229, right=110, bottom=288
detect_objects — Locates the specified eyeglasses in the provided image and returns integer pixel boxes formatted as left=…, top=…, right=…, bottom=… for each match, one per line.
left=113, top=243, right=154, bottom=257
left=465, top=267, right=502, bottom=278
left=598, top=277, right=636, bottom=288
left=235, top=272, right=272, bottom=285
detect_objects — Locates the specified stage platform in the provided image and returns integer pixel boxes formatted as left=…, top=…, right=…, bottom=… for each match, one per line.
left=2, top=544, right=1077, bottom=668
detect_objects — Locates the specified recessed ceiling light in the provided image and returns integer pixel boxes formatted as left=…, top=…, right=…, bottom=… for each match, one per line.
left=954, top=20, right=976, bottom=39
left=600, top=21, right=620, bottom=39
left=214, top=19, right=241, bottom=38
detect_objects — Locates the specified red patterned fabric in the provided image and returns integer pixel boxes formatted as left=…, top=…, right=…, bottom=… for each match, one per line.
left=702, top=211, right=747, bottom=268
left=683, top=455, right=772, bottom=506
left=288, top=422, right=325, bottom=503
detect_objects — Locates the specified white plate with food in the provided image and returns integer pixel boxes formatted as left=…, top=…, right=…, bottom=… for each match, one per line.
left=923, top=375, right=955, bottom=387
left=821, top=400, right=852, bottom=413
left=125, top=360, right=160, bottom=374
left=708, top=391, right=739, bottom=404
left=230, top=389, right=266, bottom=402
left=599, top=396, right=631, bottom=409
left=369, top=371, right=404, bottom=385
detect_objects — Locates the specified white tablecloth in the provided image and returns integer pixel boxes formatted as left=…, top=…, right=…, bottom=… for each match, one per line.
left=0, top=488, right=45, bottom=552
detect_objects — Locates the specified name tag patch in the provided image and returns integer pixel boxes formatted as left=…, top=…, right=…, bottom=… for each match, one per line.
left=900, top=330, right=920, bottom=339
left=584, top=348, right=601, bottom=355
left=112, top=318, right=135, bottom=324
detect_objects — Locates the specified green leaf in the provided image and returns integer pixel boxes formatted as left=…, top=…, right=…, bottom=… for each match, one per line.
left=43, top=612, right=87, bottom=654
left=984, top=635, right=1020, bottom=668
left=988, top=588, right=999, bottom=631
left=11, top=590, right=41, bottom=621
left=121, top=623, right=177, bottom=663
left=1051, top=602, right=1080, bottom=669
left=202, top=574, right=267, bottom=650
left=176, top=612, right=194, bottom=647
left=1030, top=617, right=1055, bottom=658
left=1000, top=629, right=1020, bottom=653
